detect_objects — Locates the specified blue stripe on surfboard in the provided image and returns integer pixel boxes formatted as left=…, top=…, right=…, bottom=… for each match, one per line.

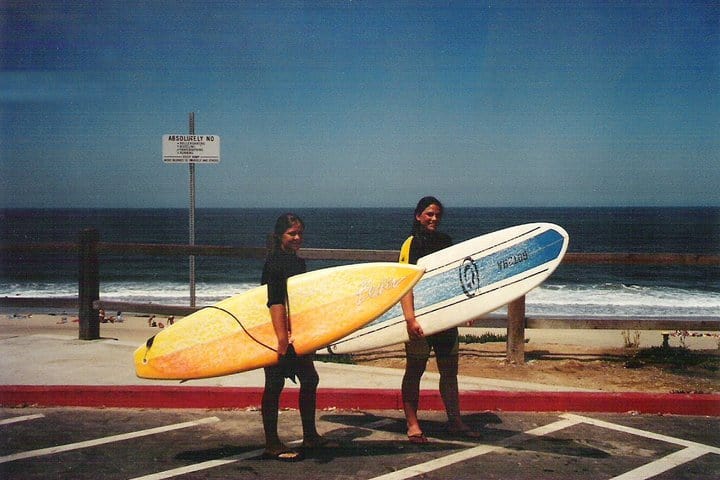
left=414, top=228, right=564, bottom=309
left=416, top=268, right=550, bottom=319
left=424, top=224, right=545, bottom=274
left=334, top=268, right=551, bottom=343
left=331, top=228, right=565, bottom=346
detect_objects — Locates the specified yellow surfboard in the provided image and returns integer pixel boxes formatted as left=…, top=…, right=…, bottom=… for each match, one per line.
left=134, top=262, right=424, bottom=379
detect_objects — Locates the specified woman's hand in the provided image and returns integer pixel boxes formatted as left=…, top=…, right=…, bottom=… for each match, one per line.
left=278, top=335, right=295, bottom=355
left=276, top=336, right=290, bottom=356
left=406, top=317, right=424, bottom=339
left=401, top=292, right=424, bottom=338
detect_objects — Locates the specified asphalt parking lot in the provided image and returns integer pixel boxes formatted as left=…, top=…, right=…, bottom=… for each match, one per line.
left=1, top=407, right=718, bottom=479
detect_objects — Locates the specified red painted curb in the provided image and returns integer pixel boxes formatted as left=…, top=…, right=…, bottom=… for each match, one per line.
left=0, top=386, right=718, bottom=415
left=459, top=391, right=720, bottom=416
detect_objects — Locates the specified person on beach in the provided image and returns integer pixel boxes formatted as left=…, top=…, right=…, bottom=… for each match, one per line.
left=399, top=196, right=481, bottom=443
left=260, top=212, right=337, bottom=461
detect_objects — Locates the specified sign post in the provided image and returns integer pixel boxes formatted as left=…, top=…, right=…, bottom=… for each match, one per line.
left=163, top=113, right=220, bottom=307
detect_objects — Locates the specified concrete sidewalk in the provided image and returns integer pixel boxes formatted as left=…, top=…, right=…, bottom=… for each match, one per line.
left=0, top=334, right=718, bottom=416
left=0, top=334, right=579, bottom=391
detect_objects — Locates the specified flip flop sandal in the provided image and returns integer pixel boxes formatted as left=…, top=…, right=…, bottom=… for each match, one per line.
left=407, top=433, right=429, bottom=444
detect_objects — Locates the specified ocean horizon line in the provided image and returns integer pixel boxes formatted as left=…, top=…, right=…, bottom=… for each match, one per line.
left=2, top=205, right=719, bottom=212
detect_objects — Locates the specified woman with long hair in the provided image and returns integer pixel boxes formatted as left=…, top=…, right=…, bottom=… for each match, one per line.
left=399, top=197, right=481, bottom=443
left=260, top=212, right=336, bottom=460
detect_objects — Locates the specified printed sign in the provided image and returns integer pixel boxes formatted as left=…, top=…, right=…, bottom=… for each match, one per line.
left=163, top=134, right=220, bottom=163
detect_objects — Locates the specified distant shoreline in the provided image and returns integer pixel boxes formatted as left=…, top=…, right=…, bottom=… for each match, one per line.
left=2, top=206, right=719, bottom=211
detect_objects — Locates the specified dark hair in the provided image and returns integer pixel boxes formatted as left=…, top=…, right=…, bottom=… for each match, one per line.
left=411, top=196, right=443, bottom=235
left=267, top=212, right=305, bottom=255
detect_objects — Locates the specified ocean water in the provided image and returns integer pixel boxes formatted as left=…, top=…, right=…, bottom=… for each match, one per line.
left=1, top=207, right=719, bottom=319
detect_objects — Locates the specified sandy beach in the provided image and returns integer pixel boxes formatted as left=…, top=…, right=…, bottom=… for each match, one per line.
left=2, top=310, right=718, bottom=351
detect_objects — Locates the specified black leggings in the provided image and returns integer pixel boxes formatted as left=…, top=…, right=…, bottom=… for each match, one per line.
left=262, top=355, right=319, bottom=443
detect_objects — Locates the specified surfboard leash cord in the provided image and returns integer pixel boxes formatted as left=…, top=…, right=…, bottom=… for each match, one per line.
left=201, top=305, right=279, bottom=353
left=142, top=305, right=279, bottom=359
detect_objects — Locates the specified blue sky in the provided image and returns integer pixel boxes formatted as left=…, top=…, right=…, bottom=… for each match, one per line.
left=1, top=1, right=718, bottom=208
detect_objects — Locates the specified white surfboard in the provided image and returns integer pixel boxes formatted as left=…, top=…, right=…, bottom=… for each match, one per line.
left=324, top=223, right=569, bottom=354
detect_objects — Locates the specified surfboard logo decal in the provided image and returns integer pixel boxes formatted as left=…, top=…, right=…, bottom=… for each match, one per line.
left=356, top=277, right=403, bottom=306
left=459, top=257, right=481, bottom=297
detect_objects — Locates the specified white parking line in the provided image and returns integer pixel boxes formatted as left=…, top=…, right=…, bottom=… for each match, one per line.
left=0, top=416, right=220, bottom=464
left=610, top=446, right=710, bottom=480
left=0, top=414, right=45, bottom=426
left=562, top=414, right=720, bottom=454
left=368, top=417, right=583, bottom=480
left=131, top=449, right=262, bottom=480
left=133, top=416, right=589, bottom=480
left=369, top=413, right=720, bottom=480
left=130, top=438, right=304, bottom=480
left=560, top=414, right=720, bottom=480
left=131, top=419, right=400, bottom=479
left=71, top=412, right=719, bottom=480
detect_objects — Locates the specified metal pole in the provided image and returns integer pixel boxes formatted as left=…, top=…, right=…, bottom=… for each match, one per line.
left=188, top=112, right=196, bottom=307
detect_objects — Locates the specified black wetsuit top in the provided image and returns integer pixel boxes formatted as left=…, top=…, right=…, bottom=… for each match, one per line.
left=406, top=230, right=452, bottom=264
left=261, top=250, right=306, bottom=307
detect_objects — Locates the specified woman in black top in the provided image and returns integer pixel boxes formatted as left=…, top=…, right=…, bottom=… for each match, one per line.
left=400, top=197, right=481, bottom=443
left=260, top=213, right=334, bottom=460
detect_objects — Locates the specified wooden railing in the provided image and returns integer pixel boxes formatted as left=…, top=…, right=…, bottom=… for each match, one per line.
left=2, top=229, right=719, bottom=363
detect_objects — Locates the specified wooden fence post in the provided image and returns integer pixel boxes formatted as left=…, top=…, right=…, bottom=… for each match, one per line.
left=78, top=228, right=100, bottom=340
left=506, top=295, right=526, bottom=364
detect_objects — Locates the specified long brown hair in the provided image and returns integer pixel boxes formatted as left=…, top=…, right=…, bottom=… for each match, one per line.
left=267, top=212, right=305, bottom=256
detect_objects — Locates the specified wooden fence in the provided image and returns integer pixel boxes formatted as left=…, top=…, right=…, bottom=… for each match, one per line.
left=2, top=228, right=719, bottom=363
